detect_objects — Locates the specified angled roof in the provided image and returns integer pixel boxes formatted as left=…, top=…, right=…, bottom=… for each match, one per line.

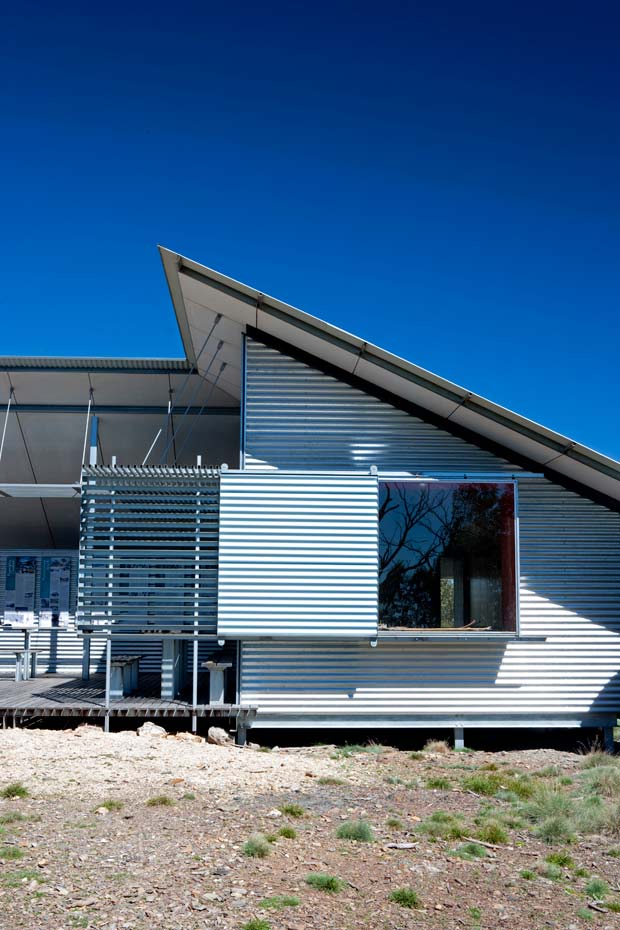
left=159, top=246, right=620, bottom=507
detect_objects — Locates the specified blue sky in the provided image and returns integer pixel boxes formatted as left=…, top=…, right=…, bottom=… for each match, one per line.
left=1, top=1, right=618, bottom=458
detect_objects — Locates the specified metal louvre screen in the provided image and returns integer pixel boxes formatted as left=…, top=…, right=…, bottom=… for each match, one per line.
left=217, top=471, right=379, bottom=638
left=78, top=466, right=219, bottom=634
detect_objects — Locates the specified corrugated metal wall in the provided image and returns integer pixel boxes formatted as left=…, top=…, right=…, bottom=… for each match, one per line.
left=241, top=338, right=620, bottom=726
left=0, top=549, right=101, bottom=674
left=217, top=471, right=378, bottom=638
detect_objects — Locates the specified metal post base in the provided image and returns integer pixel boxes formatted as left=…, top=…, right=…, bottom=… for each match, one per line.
left=454, top=727, right=465, bottom=750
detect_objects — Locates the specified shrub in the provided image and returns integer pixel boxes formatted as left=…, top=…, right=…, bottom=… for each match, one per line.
left=278, top=803, right=305, bottom=818
left=260, top=895, right=299, bottom=909
left=304, top=872, right=344, bottom=893
left=0, top=846, right=24, bottom=860
left=317, top=776, right=344, bottom=786
left=452, top=842, right=487, bottom=860
left=426, top=776, right=451, bottom=789
left=243, top=834, right=271, bottom=858
left=0, top=783, right=28, bottom=799
left=538, top=862, right=562, bottom=881
left=582, top=765, right=620, bottom=798
left=546, top=851, right=574, bottom=868
left=585, top=877, right=609, bottom=899
left=424, top=739, right=450, bottom=754
left=476, top=820, right=508, bottom=844
left=536, top=816, right=575, bottom=845
left=520, top=869, right=536, bottom=880
left=146, top=795, right=173, bottom=807
left=101, top=799, right=123, bottom=812
left=278, top=826, right=297, bottom=839
left=336, top=819, right=374, bottom=842
left=390, top=887, right=420, bottom=908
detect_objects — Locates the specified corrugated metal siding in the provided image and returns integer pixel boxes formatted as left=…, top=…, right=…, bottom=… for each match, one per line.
left=244, top=339, right=517, bottom=473
left=241, top=340, right=620, bottom=724
left=0, top=549, right=103, bottom=674
left=217, top=471, right=378, bottom=638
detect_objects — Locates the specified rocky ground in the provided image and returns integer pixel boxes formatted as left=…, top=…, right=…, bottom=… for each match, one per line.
left=1, top=725, right=620, bottom=930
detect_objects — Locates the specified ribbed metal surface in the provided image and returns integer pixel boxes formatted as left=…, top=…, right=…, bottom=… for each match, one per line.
left=78, top=468, right=219, bottom=634
left=0, top=357, right=191, bottom=372
left=240, top=341, right=620, bottom=725
left=244, top=339, right=516, bottom=472
left=0, top=549, right=101, bottom=674
left=217, top=471, right=378, bottom=638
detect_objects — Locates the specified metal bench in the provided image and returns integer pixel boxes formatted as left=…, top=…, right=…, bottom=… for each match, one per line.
left=109, top=655, right=142, bottom=700
left=0, top=649, right=43, bottom=682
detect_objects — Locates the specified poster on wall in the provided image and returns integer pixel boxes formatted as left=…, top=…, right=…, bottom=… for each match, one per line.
left=39, top=557, right=71, bottom=629
left=3, top=556, right=37, bottom=628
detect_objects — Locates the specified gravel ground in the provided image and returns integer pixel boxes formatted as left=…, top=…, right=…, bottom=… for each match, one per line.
left=0, top=726, right=619, bottom=930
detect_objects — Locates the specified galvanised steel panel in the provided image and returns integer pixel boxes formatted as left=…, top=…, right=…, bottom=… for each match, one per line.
left=78, top=466, right=219, bottom=634
left=217, top=470, right=378, bottom=638
left=239, top=341, right=620, bottom=723
left=244, top=339, right=517, bottom=473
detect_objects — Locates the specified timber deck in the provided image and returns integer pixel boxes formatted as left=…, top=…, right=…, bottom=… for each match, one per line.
left=0, top=673, right=255, bottom=722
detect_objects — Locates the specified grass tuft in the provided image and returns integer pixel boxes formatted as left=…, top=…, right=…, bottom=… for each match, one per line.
left=390, top=887, right=421, bottom=909
left=100, top=799, right=123, bottom=812
left=520, top=869, right=536, bottom=880
left=317, top=776, right=344, bottom=786
left=582, top=765, right=620, bottom=798
left=424, top=739, right=450, bottom=754
left=418, top=810, right=467, bottom=841
left=426, top=776, right=451, bottom=790
left=452, top=842, right=487, bottom=860
left=545, top=851, right=573, bottom=868
left=0, top=812, right=26, bottom=825
left=278, top=826, right=297, bottom=839
left=146, top=795, right=174, bottom=807
left=538, top=862, right=562, bottom=881
left=242, top=921, right=271, bottom=930
left=243, top=834, right=271, bottom=858
left=259, top=895, right=300, bottom=909
left=536, top=815, right=575, bottom=845
left=585, top=877, right=609, bottom=899
left=476, top=820, right=508, bottom=844
left=305, top=871, right=345, bottom=893
left=336, top=819, right=374, bottom=842
left=0, top=783, right=28, bottom=799
left=0, top=846, right=24, bottom=860
left=386, top=817, right=403, bottom=830
left=278, top=803, right=305, bottom=818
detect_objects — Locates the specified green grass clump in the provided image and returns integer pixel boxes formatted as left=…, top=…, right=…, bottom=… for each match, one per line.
left=384, top=775, right=403, bottom=785
left=418, top=810, right=467, bottom=841
left=533, top=765, right=562, bottom=778
left=242, top=920, right=271, bottom=930
left=0, top=783, right=28, bottom=799
left=462, top=772, right=502, bottom=796
left=146, top=795, right=174, bottom=807
left=608, top=847, right=620, bottom=858
left=0, top=868, right=41, bottom=888
left=536, top=815, right=575, bottom=845
left=409, top=751, right=424, bottom=761
left=520, top=869, right=536, bottom=880
left=305, top=871, right=345, bottom=893
left=476, top=820, right=508, bottom=844
left=265, top=833, right=278, bottom=843
left=606, top=902, right=620, bottom=913
left=182, top=792, right=196, bottom=800
left=336, top=819, right=374, bottom=842
left=317, top=776, right=344, bottom=786
left=390, top=887, right=421, bottom=908
left=585, top=877, right=609, bottom=899
left=278, top=803, right=305, bottom=818
left=579, top=749, right=614, bottom=770
left=574, top=867, right=590, bottom=878
left=545, top=851, right=574, bottom=868
left=0, top=812, right=26, bottom=825
left=386, top=817, right=403, bottom=830
left=260, top=895, right=299, bottom=909
left=331, top=743, right=385, bottom=759
left=243, top=834, right=271, bottom=858
left=0, top=846, right=24, bottom=860
left=539, top=862, right=562, bottom=881
left=257, top=745, right=272, bottom=753
left=278, top=826, right=297, bottom=839
left=426, top=776, right=451, bottom=789
left=522, top=784, right=575, bottom=823
left=576, top=907, right=593, bottom=922
left=100, top=799, right=123, bottom=812
left=452, top=842, right=487, bottom=860
left=582, top=765, right=620, bottom=798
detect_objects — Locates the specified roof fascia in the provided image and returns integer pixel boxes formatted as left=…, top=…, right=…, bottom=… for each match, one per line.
left=158, top=246, right=197, bottom=366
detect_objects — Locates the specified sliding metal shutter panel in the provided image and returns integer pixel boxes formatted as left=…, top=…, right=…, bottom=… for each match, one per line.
left=217, top=471, right=378, bottom=638
left=78, top=466, right=219, bottom=635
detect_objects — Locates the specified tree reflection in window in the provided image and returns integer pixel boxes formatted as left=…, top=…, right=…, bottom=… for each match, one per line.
left=378, top=482, right=516, bottom=631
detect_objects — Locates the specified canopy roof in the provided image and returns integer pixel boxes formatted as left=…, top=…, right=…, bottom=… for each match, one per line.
left=160, top=246, right=620, bottom=507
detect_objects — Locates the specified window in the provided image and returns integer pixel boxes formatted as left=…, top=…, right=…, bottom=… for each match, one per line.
left=378, top=481, right=516, bottom=632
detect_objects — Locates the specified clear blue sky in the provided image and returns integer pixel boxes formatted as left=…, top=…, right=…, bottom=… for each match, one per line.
left=1, top=1, right=618, bottom=458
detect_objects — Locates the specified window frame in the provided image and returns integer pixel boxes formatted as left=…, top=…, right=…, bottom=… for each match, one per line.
left=376, top=476, right=521, bottom=641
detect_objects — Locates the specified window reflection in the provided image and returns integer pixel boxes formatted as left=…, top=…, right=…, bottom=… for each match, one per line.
left=378, top=482, right=516, bottom=632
